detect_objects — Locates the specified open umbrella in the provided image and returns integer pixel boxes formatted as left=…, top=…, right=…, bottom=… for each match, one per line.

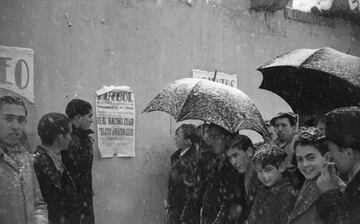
left=143, top=78, right=268, bottom=137
left=258, top=47, right=360, bottom=115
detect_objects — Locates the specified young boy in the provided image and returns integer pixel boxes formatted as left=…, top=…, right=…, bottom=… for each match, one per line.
left=212, top=135, right=256, bottom=224
left=0, top=95, right=48, bottom=224
left=61, top=99, right=94, bottom=224
left=34, top=113, right=78, bottom=224
left=247, top=142, right=297, bottom=224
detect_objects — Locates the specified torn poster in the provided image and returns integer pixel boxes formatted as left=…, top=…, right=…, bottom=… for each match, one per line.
left=96, top=86, right=135, bottom=158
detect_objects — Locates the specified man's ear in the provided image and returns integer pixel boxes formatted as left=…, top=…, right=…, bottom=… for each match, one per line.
left=246, top=147, right=254, bottom=157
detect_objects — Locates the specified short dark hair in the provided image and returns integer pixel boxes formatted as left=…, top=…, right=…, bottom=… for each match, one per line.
left=208, top=123, right=233, bottom=137
left=229, top=135, right=253, bottom=152
left=176, top=124, right=196, bottom=139
left=65, top=99, right=92, bottom=119
left=38, top=113, right=71, bottom=146
left=325, top=107, right=360, bottom=152
left=253, top=142, right=287, bottom=168
left=293, top=127, right=328, bottom=155
left=0, top=95, right=27, bottom=116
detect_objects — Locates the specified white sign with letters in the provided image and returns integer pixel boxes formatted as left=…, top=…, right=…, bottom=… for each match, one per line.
left=0, top=46, right=34, bottom=102
left=192, top=69, right=238, bottom=88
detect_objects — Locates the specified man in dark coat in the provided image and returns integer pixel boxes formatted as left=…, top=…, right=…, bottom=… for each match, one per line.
left=271, top=112, right=304, bottom=190
left=61, top=99, right=95, bottom=224
left=166, top=124, right=198, bottom=224
left=181, top=124, right=237, bottom=224
left=316, top=107, right=360, bottom=224
left=34, top=113, right=78, bottom=224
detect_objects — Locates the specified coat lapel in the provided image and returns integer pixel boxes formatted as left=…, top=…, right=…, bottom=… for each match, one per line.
left=0, top=147, right=21, bottom=173
left=288, top=178, right=321, bottom=223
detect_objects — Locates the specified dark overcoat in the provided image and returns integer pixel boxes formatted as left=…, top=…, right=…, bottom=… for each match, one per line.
left=166, top=145, right=198, bottom=224
left=61, top=128, right=95, bottom=224
left=247, top=177, right=297, bottom=224
left=317, top=171, right=360, bottom=224
left=33, top=146, right=78, bottom=224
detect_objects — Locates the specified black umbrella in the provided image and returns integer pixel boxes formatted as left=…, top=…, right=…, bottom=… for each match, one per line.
left=258, top=47, right=360, bottom=115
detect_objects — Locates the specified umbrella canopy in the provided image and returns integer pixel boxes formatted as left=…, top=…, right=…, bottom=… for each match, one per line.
left=143, top=78, right=268, bottom=137
left=258, top=47, right=360, bottom=115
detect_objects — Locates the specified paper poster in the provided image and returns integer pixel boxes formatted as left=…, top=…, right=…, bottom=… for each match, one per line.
left=192, top=69, right=238, bottom=88
left=0, top=46, right=34, bottom=102
left=96, top=86, right=135, bottom=158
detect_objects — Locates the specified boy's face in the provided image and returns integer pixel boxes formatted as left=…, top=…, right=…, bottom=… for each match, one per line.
left=255, top=163, right=284, bottom=187
left=77, top=109, right=93, bottom=130
left=0, top=104, right=27, bottom=146
left=226, top=147, right=251, bottom=173
left=274, top=117, right=296, bottom=142
left=295, top=144, right=326, bottom=180
left=202, top=126, right=213, bottom=146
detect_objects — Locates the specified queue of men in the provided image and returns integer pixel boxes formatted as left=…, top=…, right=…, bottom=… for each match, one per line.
left=0, top=96, right=95, bottom=224
left=166, top=109, right=360, bottom=224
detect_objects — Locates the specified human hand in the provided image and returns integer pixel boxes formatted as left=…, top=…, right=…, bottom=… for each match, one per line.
left=317, top=162, right=339, bottom=193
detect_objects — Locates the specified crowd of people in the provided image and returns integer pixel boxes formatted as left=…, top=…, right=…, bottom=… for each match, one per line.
left=0, top=96, right=95, bottom=224
left=1, top=94, right=360, bottom=224
left=165, top=111, right=360, bottom=224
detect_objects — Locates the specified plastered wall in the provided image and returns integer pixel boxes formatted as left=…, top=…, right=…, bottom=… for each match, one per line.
left=1, top=0, right=359, bottom=223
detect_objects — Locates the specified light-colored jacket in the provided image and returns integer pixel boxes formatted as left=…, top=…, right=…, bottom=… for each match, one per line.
left=287, top=178, right=323, bottom=224
left=0, top=142, right=48, bottom=224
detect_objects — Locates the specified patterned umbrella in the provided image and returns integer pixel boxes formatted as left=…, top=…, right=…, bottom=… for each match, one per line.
left=143, top=78, right=268, bottom=137
left=258, top=47, right=360, bottom=115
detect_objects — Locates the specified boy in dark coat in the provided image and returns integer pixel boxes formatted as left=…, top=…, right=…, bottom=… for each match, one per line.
left=61, top=99, right=95, bottom=224
left=34, top=113, right=78, bottom=224
left=181, top=124, right=237, bottom=224
left=247, top=142, right=297, bottom=224
left=166, top=124, right=198, bottom=224
left=316, top=107, right=360, bottom=224
left=213, top=135, right=258, bottom=224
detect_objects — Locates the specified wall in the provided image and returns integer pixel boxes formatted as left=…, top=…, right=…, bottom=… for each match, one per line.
left=1, top=0, right=359, bottom=223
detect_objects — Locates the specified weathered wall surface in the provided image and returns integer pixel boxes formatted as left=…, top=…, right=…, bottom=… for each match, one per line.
left=1, top=0, right=359, bottom=223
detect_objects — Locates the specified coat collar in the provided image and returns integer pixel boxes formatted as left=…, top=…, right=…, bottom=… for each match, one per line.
left=36, top=146, right=63, bottom=190
left=0, top=140, right=25, bottom=173
left=36, top=146, right=78, bottom=192
left=288, top=177, right=321, bottom=222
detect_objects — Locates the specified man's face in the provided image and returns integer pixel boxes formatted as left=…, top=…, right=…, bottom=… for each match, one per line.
left=295, top=144, right=326, bottom=180
left=226, top=147, right=251, bottom=173
left=274, top=117, right=296, bottom=142
left=316, top=120, right=326, bottom=135
left=255, top=163, right=284, bottom=187
left=202, top=126, right=213, bottom=146
left=175, top=128, right=189, bottom=149
left=325, top=140, right=353, bottom=174
left=78, top=109, right=93, bottom=130
left=208, top=127, right=227, bottom=154
left=0, top=104, right=27, bottom=146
